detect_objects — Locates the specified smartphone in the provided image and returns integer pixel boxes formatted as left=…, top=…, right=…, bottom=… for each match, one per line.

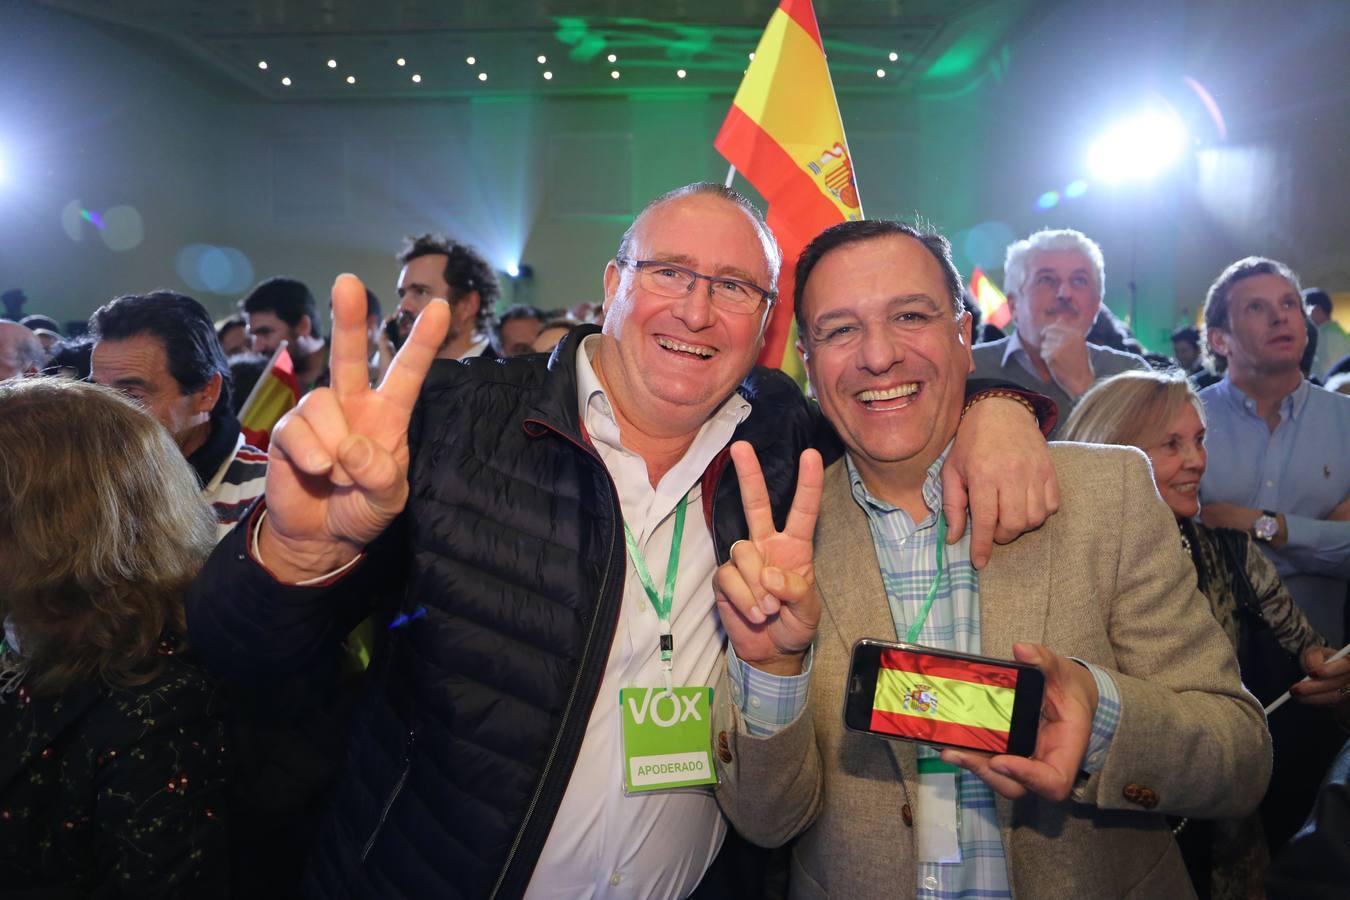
left=844, top=639, right=1045, bottom=757
left=383, top=314, right=407, bottom=351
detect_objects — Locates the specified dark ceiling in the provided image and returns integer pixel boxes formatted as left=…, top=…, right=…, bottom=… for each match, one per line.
left=40, top=0, right=1032, bottom=100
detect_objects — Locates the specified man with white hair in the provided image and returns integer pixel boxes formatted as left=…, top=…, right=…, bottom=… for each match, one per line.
left=972, top=229, right=1147, bottom=435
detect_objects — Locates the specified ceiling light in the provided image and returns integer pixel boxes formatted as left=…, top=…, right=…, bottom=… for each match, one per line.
left=327, top=59, right=337, bottom=69
left=889, top=51, right=899, bottom=62
left=876, top=69, right=886, bottom=78
left=543, top=71, right=553, bottom=80
left=478, top=72, right=488, bottom=82
left=396, top=57, right=406, bottom=67
left=411, top=73, right=422, bottom=83
left=607, top=53, right=617, bottom=63
left=281, top=76, right=292, bottom=86
left=610, top=70, right=620, bottom=79
left=676, top=69, right=687, bottom=79
left=257, top=60, right=268, bottom=70
left=537, top=55, right=547, bottom=64
left=466, top=56, right=476, bottom=66
left=748, top=52, right=755, bottom=60
left=1087, top=106, right=1190, bottom=184
left=346, top=75, right=356, bottom=84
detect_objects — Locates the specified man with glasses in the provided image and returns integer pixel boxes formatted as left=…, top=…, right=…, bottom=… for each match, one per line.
left=185, top=182, right=1058, bottom=899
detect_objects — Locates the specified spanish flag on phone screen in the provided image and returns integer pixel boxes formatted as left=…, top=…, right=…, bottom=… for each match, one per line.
left=870, top=647, right=1016, bottom=752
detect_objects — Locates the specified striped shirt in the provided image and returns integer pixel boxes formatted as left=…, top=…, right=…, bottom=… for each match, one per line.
left=729, top=445, right=1122, bottom=899
left=202, top=432, right=267, bottom=542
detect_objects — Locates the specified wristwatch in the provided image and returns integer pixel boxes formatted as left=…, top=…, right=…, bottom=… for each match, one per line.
left=1253, top=511, right=1280, bottom=542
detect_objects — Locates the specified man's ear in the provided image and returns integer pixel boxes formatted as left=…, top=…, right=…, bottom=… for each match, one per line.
left=958, top=310, right=975, bottom=373
left=458, top=291, right=482, bottom=326
left=197, top=372, right=223, bottom=415
left=1207, top=327, right=1229, bottom=359
left=296, top=314, right=313, bottom=338
left=602, top=260, right=622, bottom=314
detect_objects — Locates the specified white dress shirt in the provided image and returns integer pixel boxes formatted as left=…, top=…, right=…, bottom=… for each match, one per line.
left=456, top=334, right=491, bottom=360
left=524, top=335, right=751, bottom=899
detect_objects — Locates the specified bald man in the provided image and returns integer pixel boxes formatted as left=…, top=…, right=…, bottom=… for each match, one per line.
left=0, top=321, right=44, bottom=380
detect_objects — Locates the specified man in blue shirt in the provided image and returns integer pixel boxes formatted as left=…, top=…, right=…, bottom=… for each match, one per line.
left=709, top=219, right=1269, bottom=899
left=1198, top=257, right=1350, bottom=645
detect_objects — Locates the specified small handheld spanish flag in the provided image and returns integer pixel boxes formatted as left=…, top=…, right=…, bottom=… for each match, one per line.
left=969, top=268, right=1012, bottom=330
left=238, top=341, right=300, bottom=451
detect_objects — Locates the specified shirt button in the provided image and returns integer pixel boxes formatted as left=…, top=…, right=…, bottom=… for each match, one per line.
left=609, top=872, right=621, bottom=886
left=922, top=874, right=938, bottom=890
left=749, top=695, right=762, bottom=709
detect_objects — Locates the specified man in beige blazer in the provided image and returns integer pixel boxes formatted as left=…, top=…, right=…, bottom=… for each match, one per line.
left=708, top=220, right=1272, bottom=899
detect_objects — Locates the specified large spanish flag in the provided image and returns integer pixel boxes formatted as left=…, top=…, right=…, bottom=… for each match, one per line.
left=970, top=267, right=1012, bottom=329
left=870, top=647, right=1016, bottom=753
left=238, top=342, right=300, bottom=451
left=715, top=0, right=861, bottom=370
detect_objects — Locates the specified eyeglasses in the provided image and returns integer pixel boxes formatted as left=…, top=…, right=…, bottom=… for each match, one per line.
left=614, top=257, right=775, bottom=315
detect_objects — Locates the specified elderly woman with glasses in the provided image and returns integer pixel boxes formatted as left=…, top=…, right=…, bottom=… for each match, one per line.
left=1062, top=368, right=1349, bottom=900
left=0, top=378, right=228, bottom=898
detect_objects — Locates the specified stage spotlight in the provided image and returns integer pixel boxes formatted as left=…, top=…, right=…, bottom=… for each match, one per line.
left=542, top=71, right=552, bottom=80
left=478, top=72, right=488, bottom=82
left=281, top=76, right=292, bottom=86
left=610, top=70, right=620, bottom=79
left=888, top=51, right=899, bottom=62
left=1087, top=107, right=1188, bottom=184
left=677, top=69, right=687, bottom=79
left=466, top=56, right=476, bottom=66
left=411, top=73, right=422, bottom=83
left=607, top=53, right=618, bottom=63
left=327, top=59, right=337, bottom=69
left=537, top=55, right=547, bottom=64
left=346, top=75, right=357, bottom=85
left=257, top=60, right=268, bottom=70
left=396, top=57, right=406, bottom=67
left=876, top=69, right=886, bottom=78
left=506, top=262, right=520, bottom=278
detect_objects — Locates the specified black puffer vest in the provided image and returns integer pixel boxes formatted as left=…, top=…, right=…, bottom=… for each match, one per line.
left=203, top=326, right=823, bottom=899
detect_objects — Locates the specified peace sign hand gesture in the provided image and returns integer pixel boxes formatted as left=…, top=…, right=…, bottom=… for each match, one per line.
left=714, top=441, right=825, bottom=676
left=257, top=274, right=449, bottom=583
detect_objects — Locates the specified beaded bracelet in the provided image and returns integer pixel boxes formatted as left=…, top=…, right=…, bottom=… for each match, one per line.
left=962, top=388, right=1038, bottom=420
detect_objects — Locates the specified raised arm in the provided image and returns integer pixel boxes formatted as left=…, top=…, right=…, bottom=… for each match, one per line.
left=186, top=275, right=447, bottom=679
left=258, top=274, right=449, bottom=581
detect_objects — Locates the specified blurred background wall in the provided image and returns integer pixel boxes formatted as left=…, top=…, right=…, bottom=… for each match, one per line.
left=1, top=0, right=1346, bottom=349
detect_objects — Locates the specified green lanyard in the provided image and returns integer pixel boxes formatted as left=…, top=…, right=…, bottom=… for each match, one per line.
left=622, top=494, right=687, bottom=692
left=904, top=510, right=948, bottom=644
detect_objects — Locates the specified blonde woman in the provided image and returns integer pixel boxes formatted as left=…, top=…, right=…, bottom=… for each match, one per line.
left=1063, top=369, right=1349, bottom=899
left=0, top=378, right=228, bottom=898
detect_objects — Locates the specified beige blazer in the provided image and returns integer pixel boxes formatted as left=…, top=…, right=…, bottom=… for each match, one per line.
left=713, top=443, right=1271, bottom=899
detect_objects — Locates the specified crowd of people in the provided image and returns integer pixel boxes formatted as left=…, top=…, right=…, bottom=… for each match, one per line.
left=1, top=184, right=1348, bottom=899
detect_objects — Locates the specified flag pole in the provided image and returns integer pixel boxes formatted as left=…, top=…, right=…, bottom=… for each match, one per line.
left=724, top=164, right=737, bottom=188
left=237, top=339, right=288, bottom=423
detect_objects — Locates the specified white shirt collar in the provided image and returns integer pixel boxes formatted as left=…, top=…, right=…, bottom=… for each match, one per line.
left=456, top=335, right=490, bottom=360
left=573, top=334, right=751, bottom=456
left=1002, top=329, right=1028, bottom=367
